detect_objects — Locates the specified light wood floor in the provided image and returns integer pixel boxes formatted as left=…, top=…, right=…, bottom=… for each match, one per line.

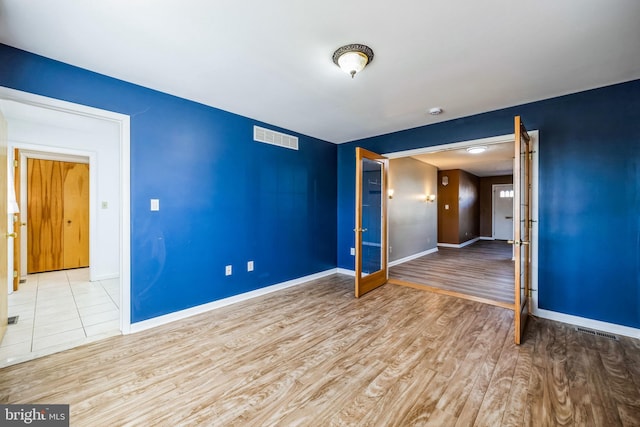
left=389, top=240, right=514, bottom=305
left=1, top=274, right=639, bottom=426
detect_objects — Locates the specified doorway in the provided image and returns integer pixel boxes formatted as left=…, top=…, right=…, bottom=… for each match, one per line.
left=384, top=131, right=539, bottom=311
left=0, top=87, right=131, bottom=366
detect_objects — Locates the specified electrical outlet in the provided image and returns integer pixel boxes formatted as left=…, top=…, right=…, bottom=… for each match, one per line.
left=225, top=265, right=232, bottom=276
left=350, top=247, right=355, bottom=256
left=247, top=261, right=254, bottom=272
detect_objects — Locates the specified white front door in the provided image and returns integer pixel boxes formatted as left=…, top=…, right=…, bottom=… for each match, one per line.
left=493, top=184, right=513, bottom=240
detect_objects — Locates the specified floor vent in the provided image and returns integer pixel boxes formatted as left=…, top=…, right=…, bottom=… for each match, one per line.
left=19, top=279, right=26, bottom=284
left=254, top=126, right=299, bottom=150
left=8, top=316, right=19, bottom=325
left=575, top=326, right=619, bottom=341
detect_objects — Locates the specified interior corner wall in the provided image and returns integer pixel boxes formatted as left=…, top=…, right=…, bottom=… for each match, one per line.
left=457, top=169, right=479, bottom=243
left=388, top=157, right=437, bottom=261
left=337, top=79, right=640, bottom=329
left=437, top=170, right=460, bottom=244
left=0, top=44, right=338, bottom=323
left=437, top=169, right=479, bottom=245
left=479, top=175, right=513, bottom=237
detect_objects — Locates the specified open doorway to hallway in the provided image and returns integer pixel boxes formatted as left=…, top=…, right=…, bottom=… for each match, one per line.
left=384, top=132, right=538, bottom=309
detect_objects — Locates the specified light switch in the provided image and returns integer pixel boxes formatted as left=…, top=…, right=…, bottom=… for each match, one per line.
left=150, top=199, right=160, bottom=211
left=247, top=261, right=254, bottom=272
left=445, top=204, right=449, bottom=210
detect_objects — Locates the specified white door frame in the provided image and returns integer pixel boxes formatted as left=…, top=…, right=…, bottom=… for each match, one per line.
left=383, top=131, right=539, bottom=314
left=0, top=87, right=132, bottom=334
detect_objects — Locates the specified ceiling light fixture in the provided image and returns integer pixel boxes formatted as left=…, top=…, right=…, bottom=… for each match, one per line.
left=332, top=44, right=374, bottom=79
left=466, top=146, right=487, bottom=154
left=429, top=107, right=443, bottom=115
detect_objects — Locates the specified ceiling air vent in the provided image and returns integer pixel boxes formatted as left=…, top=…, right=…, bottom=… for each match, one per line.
left=253, top=126, right=298, bottom=151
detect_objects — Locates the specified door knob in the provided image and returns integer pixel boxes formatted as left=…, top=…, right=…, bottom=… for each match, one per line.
left=6, top=232, right=17, bottom=238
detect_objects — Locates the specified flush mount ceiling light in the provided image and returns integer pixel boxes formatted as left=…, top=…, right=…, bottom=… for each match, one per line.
left=466, top=146, right=487, bottom=154
left=332, top=44, right=374, bottom=79
left=429, top=107, right=443, bottom=115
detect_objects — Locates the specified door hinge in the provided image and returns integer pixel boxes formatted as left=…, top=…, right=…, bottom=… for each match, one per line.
left=13, top=270, right=18, bottom=278
left=13, top=159, right=18, bottom=168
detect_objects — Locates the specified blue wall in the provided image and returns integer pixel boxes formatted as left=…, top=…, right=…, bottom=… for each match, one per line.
left=338, top=79, right=640, bottom=328
left=3, top=43, right=640, bottom=330
left=0, top=44, right=337, bottom=322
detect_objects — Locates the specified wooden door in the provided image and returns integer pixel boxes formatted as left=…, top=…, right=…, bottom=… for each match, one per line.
left=62, top=162, right=89, bottom=269
left=355, top=147, right=388, bottom=297
left=513, top=116, right=532, bottom=345
left=0, top=111, right=8, bottom=343
left=28, top=159, right=89, bottom=273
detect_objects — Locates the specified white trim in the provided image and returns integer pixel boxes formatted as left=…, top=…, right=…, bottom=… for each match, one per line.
left=479, top=236, right=494, bottom=240
left=0, top=86, right=132, bottom=335
left=130, top=268, right=338, bottom=333
left=534, top=308, right=640, bottom=340
left=337, top=268, right=356, bottom=276
left=389, top=247, right=438, bottom=267
left=437, top=237, right=480, bottom=249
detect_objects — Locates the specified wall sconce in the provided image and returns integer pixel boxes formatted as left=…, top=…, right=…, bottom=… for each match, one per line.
left=388, top=189, right=394, bottom=199
left=424, top=194, right=436, bottom=203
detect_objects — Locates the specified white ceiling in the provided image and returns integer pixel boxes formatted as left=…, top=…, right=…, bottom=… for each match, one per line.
left=1, top=1, right=639, bottom=144
left=412, top=142, right=514, bottom=177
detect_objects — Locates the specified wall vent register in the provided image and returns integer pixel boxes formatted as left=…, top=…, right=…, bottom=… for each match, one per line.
left=253, top=126, right=299, bottom=150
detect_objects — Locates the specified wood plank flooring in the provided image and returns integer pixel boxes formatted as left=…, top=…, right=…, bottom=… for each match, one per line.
left=1, top=274, right=639, bottom=426
left=389, top=240, right=515, bottom=304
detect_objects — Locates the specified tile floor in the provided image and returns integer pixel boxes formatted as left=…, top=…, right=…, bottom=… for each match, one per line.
left=0, top=268, right=121, bottom=367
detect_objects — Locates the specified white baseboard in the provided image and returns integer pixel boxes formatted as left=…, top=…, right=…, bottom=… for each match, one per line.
left=438, top=237, right=480, bottom=249
left=91, top=273, right=119, bottom=281
left=129, top=268, right=338, bottom=333
left=479, top=236, right=494, bottom=240
left=389, top=247, right=438, bottom=267
left=534, top=308, right=640, bottom=340
left=336, top=268, right=355, bottom=276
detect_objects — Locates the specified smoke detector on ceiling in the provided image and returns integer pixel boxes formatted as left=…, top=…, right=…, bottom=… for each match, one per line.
left=429, top=107, right=443, bottom=115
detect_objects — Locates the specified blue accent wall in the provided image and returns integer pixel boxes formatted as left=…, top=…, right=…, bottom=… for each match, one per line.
left=338, top=80, right=640, bottom=328
left=0, top=44, right=337, bottom=322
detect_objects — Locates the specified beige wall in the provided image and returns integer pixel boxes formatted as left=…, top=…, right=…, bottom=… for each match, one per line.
left=388, top=157, right=438, bottom=262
